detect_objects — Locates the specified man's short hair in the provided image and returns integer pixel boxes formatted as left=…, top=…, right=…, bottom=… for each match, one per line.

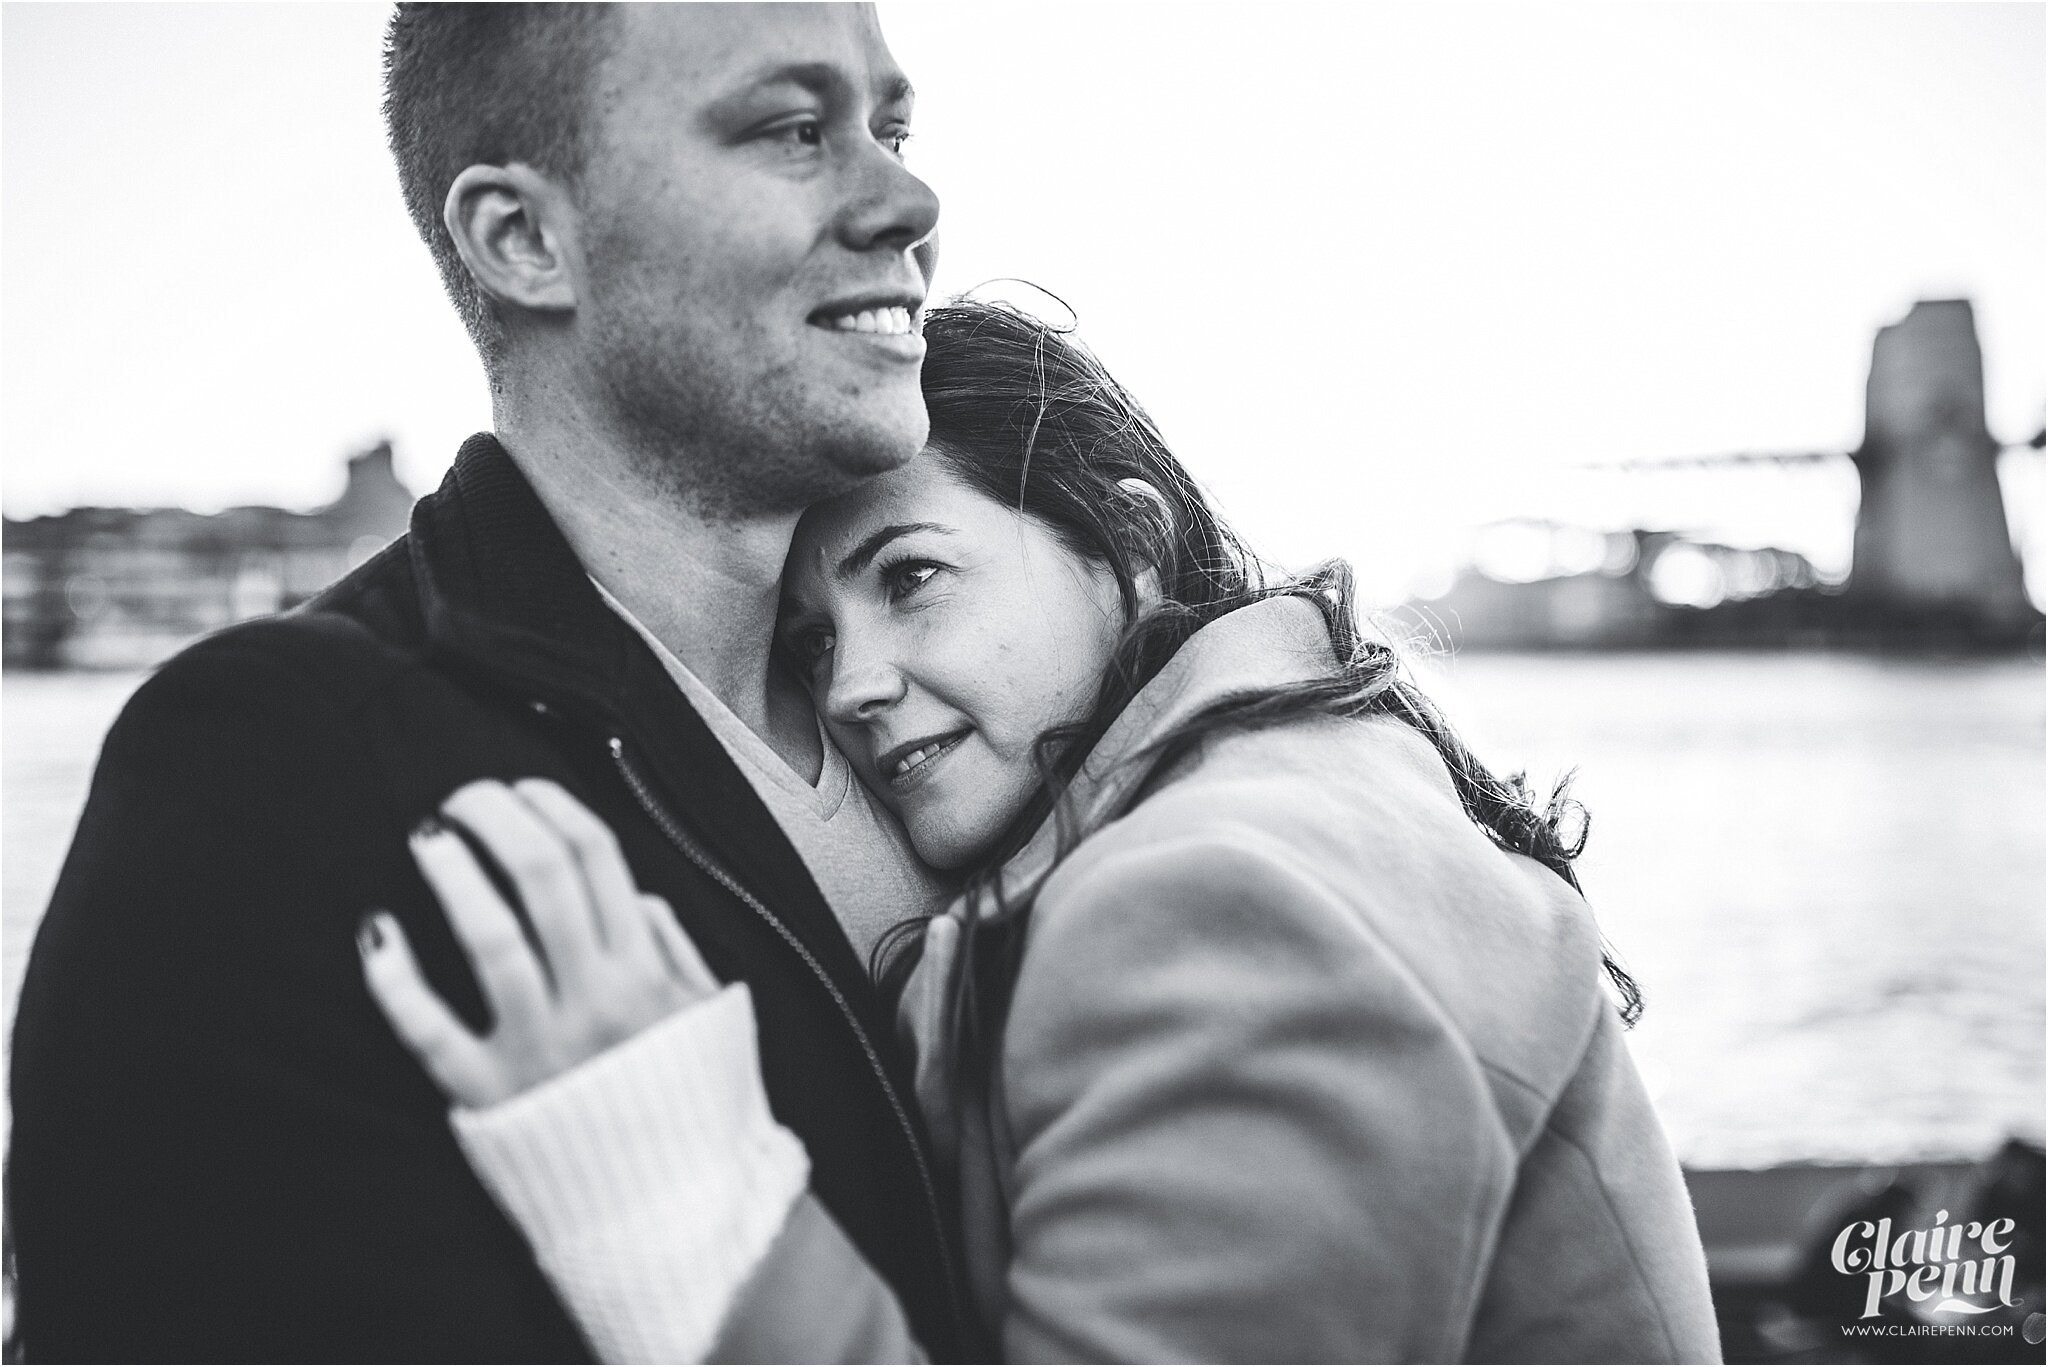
left=382, top=3, right=615, bottom=366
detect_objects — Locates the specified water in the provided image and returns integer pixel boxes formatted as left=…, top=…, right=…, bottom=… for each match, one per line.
left=1413, top=650, right=2045, bottom=1168
left=3, top=654, right=2042, bottom=1168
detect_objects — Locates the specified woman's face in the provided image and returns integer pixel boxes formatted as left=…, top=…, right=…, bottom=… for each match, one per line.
left=779, top=454, right=1129, bottom=868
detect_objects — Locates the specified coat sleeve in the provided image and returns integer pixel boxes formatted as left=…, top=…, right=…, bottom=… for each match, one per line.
left=6, top=632, right=595, bottom=1362
left=997, top=825, right=1520, bottom=1364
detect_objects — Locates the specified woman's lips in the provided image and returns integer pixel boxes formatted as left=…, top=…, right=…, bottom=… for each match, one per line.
left=883, top=730, right=969, bottom=795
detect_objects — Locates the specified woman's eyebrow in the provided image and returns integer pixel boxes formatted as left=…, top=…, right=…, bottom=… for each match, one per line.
left=836, top=522, right=952, bottom=580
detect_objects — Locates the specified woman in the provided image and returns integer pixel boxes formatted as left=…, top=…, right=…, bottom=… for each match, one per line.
left=358, top=302, right=1721, bottom=1362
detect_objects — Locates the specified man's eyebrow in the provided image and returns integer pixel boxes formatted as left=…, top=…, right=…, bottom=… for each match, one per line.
left=837, top=522, right=951, bottom=579
left=706, top=63, right=913, bottom=117
left=702, top=62, right=840, bottom=124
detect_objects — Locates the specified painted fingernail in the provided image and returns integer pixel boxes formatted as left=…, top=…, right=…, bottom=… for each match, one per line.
left=410, top=815, right=445, bottom=843
left=357, top=912, right=386, bottom=954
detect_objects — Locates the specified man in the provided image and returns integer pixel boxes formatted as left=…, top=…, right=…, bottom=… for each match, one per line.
left=8, top=5, right=970, bottom=1359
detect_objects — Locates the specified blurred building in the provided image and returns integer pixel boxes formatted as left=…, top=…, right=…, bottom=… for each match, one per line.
left=3, top=442, right=413, bottom=670
left=1849, top=300, right=2037, bottom=631
left=1410, top=527, right=1837, bottom=650
left=1412, top=300, right=2044, bottom=652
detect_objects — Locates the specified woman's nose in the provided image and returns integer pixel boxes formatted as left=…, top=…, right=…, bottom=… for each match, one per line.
left=823, top=644, right=907, bottom=727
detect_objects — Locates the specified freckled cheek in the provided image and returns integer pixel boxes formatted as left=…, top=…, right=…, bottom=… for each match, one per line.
left=928, top=631, right=1025, bottom=764
left=1038, top=611, right=1111, bottom=717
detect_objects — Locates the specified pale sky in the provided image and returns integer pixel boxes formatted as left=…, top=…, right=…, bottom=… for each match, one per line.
left=4, top=2, right=2042, bottom=601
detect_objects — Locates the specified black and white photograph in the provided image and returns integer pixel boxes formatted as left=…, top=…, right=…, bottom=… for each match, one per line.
left=2, top=2, right=2042, bottom=1362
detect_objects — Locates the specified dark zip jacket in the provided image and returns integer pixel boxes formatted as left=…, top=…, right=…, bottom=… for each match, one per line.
left=8, top=434, right=971, bottom=1363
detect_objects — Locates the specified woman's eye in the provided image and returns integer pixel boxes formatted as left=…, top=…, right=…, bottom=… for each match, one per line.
left=884, top=562, right=939, bottom=601
left=779, top=618, right=833, bottom=664
left=880, top=126, right=912, bottom=159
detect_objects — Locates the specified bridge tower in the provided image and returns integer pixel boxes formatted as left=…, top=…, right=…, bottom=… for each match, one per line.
left=1848, top=299, right=2034, bottom=631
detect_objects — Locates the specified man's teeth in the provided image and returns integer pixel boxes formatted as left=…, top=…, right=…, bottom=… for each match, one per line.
left=829, top=306, right=915, bottom=336
left=892, top=738, right=954, bottom=777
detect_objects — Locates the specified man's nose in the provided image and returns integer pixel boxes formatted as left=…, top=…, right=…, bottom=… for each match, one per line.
left=838, top=141, right=940, bottom=262
left=823, top=643, right=908, bottom=728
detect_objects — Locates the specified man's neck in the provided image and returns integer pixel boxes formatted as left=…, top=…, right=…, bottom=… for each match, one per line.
left=494, top=408, right=822, bottom=782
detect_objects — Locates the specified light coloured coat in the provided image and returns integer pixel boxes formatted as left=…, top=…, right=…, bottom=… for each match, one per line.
left=713, top=596, right=1722, bottom=1363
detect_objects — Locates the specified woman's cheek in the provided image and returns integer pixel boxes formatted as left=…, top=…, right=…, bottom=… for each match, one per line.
left=905, top=751, right=1022, bottom=869
left=1042, top=628, right=1113, bottom=727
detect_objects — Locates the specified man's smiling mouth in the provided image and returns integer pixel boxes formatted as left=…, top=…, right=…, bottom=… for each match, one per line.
left=809, top=288, right=925, bottom=341
left=820, top=305, right=915, bottom=336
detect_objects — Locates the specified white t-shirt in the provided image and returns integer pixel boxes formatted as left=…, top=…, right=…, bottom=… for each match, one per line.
left=592, top=580, right=955, bottom=965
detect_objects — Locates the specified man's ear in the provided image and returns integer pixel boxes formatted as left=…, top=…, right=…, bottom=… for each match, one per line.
left=443, top=163, right=579, bottom=316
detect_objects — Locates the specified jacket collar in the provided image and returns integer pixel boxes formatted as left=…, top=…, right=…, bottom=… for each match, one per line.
left=994, top=593, right=1339, bottom=897
left=407, top=432, right=640, bottom=703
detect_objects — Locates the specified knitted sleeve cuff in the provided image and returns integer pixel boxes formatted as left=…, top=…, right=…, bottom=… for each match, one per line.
left=450, top=984, right=810, bottom=1364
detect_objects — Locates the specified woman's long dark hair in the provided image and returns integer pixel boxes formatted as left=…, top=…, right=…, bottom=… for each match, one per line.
left=873, top=299, right=1642, bottom=1095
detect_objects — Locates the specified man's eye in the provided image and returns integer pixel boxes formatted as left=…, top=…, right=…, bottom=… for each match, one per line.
left=885, top=562, right=939, bottom=600
left=768, top=118, right=824, bottom=150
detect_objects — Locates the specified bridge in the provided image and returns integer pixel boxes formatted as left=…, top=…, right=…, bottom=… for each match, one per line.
left=1568, top=301, right=2039, bottom=634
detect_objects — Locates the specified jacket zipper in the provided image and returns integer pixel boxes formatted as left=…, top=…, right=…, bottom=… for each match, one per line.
left=606, top=734, right=971, bottom=1348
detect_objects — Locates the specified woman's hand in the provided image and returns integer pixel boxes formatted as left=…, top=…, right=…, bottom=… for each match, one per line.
left=359, top=777, right=719, bottom=1110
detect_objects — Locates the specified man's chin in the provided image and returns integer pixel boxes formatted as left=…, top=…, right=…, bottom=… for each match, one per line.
left=816, top=401, right=930, bottom=483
